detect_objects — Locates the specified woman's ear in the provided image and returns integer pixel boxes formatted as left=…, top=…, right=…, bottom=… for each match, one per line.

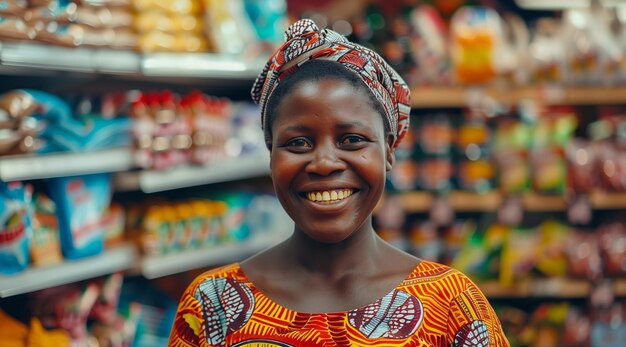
left=385, top=134, right=395, bottom=172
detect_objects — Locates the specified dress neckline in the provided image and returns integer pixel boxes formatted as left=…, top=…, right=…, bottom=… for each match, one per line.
left=232, top=260, right=425, bottom=315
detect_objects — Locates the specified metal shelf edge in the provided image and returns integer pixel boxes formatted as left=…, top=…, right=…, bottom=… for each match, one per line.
left=138, top=153, right=269, bottom=193
left=0, top=244, right=137, bottom=298
left=141, top=234, right=280, bottom=279
left=0, top=148, right=135, bottom=181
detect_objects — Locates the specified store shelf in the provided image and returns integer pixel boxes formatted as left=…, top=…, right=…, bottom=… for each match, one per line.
left=411, top=86, right=626, bottom=108
left=480, top=279, right=626, bottom=299
left=140, top=233, right=286, bottom=279
left=479, top=279, right=590, bottom=298
left=0, top=42, right=263, bottom=78
left=116, top=153, right=270, bottom=193
left=142, top=52, right=264, bottom=79
left=0, top=148, right=134, bottom=182
left=0, top=244, right=137, bottom=298
left=398, top=190, right=626, bottom=212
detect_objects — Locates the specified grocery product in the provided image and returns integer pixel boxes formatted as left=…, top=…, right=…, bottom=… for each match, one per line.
left=0, top=181, right=33, bottom=275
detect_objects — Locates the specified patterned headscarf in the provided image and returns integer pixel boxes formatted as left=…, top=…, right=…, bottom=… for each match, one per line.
left=251, top=18, right=411, bottom=148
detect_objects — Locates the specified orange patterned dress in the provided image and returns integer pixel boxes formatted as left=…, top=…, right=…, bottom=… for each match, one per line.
left=169, top=261, right=509, bottom=346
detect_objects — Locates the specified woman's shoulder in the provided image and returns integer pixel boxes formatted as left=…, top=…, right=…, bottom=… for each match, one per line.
left=185, top=263, right=248, bottom=293
left=402, top=260, right=482, bottom=300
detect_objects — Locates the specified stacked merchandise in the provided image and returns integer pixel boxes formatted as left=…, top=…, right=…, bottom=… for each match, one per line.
left=0, top=0, right=287, bottom=52
left=134, top=0, right=208, bottom=52
left=127, top=192, right=289, bottom=257
left=0, top=0, right=137, bottom=48
left=1, top=272, right=141, bottom=346
left=307, top=2, right=626, bottom=88
left=129, top=89, right=266, bottom=170
left=0, top=89, right=131, bottom=156
left=0, top=175, right=124, bottom=275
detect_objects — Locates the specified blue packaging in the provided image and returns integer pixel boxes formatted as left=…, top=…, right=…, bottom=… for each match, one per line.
left=48, top=173, right=112, bottom=259
left=0, top=182, right=33, bottom=275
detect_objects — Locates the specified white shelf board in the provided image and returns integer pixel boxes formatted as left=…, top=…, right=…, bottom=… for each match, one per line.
left=132, top=153, right=269, bottom=193
left=141, top=234, right=286, bottom=279
left=1, top=42, right=98, bottom=72
left=0, top=148, right=134, bottom=181
left=141, top=52, right=264, bottom=79
left=0, top=244, right=137, bottom=297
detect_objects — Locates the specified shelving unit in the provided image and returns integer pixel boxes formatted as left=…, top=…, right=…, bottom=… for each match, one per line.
left=140, top=232, right=288, bottom=279
left=396, top=190, right=626, bottom=212
left=0, top=42, right=263, bottom=79
left=0, top=244, right=137, bottom=298
left=0, top=148, right=134, bottom=182
left=114, top=152, right=269, bottom=193
left=411, top=85, right=626, bottom=108
left=479, top=278, right=626, bottom=299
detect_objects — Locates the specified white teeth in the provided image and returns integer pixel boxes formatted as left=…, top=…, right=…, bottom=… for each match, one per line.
left=322, top=191, right=330, bottom=201
left=306, top=189, right=354, bottom=203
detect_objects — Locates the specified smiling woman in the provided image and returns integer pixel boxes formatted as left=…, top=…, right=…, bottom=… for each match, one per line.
left=169, top=19, right=510, bottom=347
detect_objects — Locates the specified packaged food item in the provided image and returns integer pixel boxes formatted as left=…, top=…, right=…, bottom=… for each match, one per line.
left=24, top=1, right=78, bottom=24
left=33, top=282, right=100, bottom=345
left=535, top=220, right=569, bottom=278
left=409, top=221, right=442, bottom=262
left=0, top=0, right=27, bottom=16
left=30, top=193, right=63, bottom=267
left=566, top=138, right=595, bottom=194
left=598, top=222, right=626, bottom=277
left=450, top=6, right=505, bottom=84
left=493, top=118, right=532, bottom=193
left=500, top=226, right=537, bottom=286
left=48, top=173, right=112, bottom=259
left=417, top=114, right=453, bottom=156
left=528, top=18, right=565, bottom=83
left=203, top=0, right=256, bottom=54
left=566, top=228, right=602, bottom=281
left=387, top=158, right=419, bottom=192
left=243, top=0, right=287, bottom=47
left=0, top=181, right=33, bottom=275
left=408, top=5, right=450, bottom=86
left=418, top=157, right=453, bottom=192
left=0, top=15, right=37, bottom=40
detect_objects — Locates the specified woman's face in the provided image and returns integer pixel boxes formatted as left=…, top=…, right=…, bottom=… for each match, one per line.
left=269, top=78, right=394, bottom=243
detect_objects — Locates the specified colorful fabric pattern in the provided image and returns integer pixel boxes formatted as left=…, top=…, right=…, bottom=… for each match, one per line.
left=169, top=261, right=509, bottom=346
left=250, top=18, right=412, bottom=149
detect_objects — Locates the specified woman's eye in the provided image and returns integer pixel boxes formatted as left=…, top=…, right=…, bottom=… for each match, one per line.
left=341, top=135, right=366, bottom=145
left=286, top=138, right=311, bottom=148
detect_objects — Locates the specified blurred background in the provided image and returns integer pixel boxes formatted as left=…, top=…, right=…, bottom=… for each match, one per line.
left=0, top=0, right=625, bottom=346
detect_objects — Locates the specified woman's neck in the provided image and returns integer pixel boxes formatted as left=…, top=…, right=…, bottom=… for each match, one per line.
left=285, top=219, right=383, bottom=280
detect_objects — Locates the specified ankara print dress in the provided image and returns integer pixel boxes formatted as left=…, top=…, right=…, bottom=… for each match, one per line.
left=169, top=261, right=509, bottom=347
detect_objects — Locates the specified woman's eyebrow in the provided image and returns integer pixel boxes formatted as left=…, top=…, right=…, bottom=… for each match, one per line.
left=336, top=121, right=373, bottom=131
left=279, top=124, right=312, bottom=132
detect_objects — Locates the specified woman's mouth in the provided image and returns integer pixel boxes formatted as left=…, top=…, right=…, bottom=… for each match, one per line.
left=303, top=189, right=355, bottom=204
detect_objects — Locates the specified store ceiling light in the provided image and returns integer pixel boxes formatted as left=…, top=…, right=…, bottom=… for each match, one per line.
left=515, top=0, right=626, bottom=9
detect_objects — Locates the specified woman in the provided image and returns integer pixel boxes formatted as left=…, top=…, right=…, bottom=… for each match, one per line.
left=169, top=19, right=509, bottom=347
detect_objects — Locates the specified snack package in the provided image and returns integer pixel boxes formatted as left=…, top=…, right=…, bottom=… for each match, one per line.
left=203, top=0, right=256, bottom=54
left=493, top=118, right=532, bottom=194
left=535, top=220, right=570, bottom=278
left=33, top=282, right=100, bottom=345
left=528, top=18, right=565, bottom=83
left=243, top=0, right=287, bottom=47
left=408, top=5, right=450, bottom=86
left=598, top=222, right=626, bottom=277
left=48, top=173, right=112, bottom=259
left=0, top=181, right=33, bottom=275
left=30, top=193, right=63, bottom=267
left=450, top=6, right=506, bottom=84
left=409, top=221, right=442, bottom=262
left=566, top=138, right=595, bottom=194
left=0, top=14, right=37, bottom=40
left=500, top=226, right=538, bottom=286
left=566, top=228, right=602, bottom=281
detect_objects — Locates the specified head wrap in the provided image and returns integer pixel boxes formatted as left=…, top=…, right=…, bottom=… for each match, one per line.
left=251, top=18, right=411, bottom=148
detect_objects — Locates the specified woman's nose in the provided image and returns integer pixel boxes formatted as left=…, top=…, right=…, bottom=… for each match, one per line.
left=305, top=142, right=346, bottom=176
